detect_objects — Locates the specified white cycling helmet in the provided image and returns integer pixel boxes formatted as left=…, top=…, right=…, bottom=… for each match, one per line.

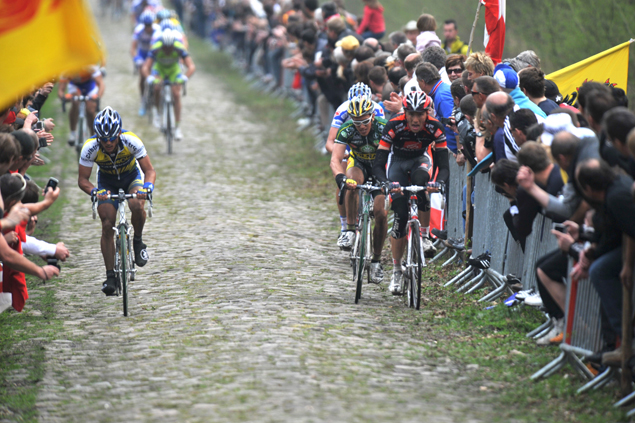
left=347, top=82, right=371, bottom=101
left=160, top=29, right=176, bottom=47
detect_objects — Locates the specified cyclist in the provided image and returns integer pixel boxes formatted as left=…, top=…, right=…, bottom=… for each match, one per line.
left=130, top=0, right=161, bottom=24
left=326, top=83, right=385, bottom=247
left=77, top=107, right=156, bottom=296
left=57, top=66, right=105, bottom=146
left=142, top=29, right=195, bottom=140
left=331, top=95, right=388, bottom=283
left=153, top=19, right=189, bottom=49
left=372, top=91, right=448, bottom=294
left=131, top=10, right=160, bottom=116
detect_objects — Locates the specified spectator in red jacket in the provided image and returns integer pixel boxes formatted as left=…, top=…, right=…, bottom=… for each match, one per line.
left=357, top=0, right=385, bottom=40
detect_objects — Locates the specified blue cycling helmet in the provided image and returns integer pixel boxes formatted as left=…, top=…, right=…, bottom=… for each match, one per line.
left=348, top=82, right=371, bottom=101
left=156, top=9, right=171, bottom=21
left=94, top=107, right=122, bottom=139
left=139, top=10, right=155, bottom=25
left=160, top=18, right=177, bottom=31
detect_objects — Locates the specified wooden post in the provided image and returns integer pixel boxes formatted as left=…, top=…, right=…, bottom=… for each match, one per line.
left=467, top=0, right=484, bottom=56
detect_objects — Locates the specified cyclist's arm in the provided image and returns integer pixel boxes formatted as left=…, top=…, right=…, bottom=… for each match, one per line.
left=78, top=165, right=96, bottom=195
left=325, top=126, right=339, bottom=154
left=130, top=39, right=138, bottom=58
left=137, top=156, right=156, bottom=185
left=57, top=80, right=68, bottom=99
left=94, top=74, right=105, bottom=99
left=372, top=144, right=390, bottom=184
left=141, top=57, right=154, bottom=78
left=182, top=56, right=196, bottom=78
left=330, top=143, right=347, bottom=177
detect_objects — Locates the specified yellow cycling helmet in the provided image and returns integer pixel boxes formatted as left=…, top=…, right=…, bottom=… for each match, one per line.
left=347, top=95, right=373, bottom=118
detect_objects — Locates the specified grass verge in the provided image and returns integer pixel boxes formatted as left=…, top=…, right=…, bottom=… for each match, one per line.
left=0, top=98, right=72, bottom=422
left=191, top=39, right=629, bottom=423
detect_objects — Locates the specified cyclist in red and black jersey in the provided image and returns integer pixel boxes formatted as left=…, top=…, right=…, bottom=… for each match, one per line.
left=373, top=90, right=450, bottom=294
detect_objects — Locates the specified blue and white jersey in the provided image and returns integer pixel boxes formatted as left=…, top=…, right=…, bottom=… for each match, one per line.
left=133, top=23, right=161, bottom=52
left=331, top=100, right=384, bottom=129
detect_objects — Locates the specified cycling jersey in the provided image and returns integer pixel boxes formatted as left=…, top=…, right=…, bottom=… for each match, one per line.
left=79, top=130, right=147, bottom=179
left=331, top=100, right=384, bottom=129
left=61, top=66, right=101, bottom=96
left=148, top=40, right=189, bottom=69
left=335, top=116, right=386, bottom=164
left=380, top=113, right=447, bottom=159
left=133, top=23, right=161, bottom=52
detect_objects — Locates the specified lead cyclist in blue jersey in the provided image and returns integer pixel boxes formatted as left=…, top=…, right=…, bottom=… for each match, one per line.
left=78, top=107, right=156, bottom=296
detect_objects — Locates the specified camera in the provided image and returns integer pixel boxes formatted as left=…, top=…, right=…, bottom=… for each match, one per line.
left=38, top=137, right=48, bottom=149
left=439, top=117, right=453, bottom=126
left=44, top=177, right=58, bottom=195
left=552, top=223, right=567, bottom=234
left=46, top=257, right=60, bottom=270
left=32, top=121, right=44, bottom=132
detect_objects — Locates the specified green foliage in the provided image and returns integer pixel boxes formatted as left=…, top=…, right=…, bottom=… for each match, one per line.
left=346, top=0, right=635, bottom=103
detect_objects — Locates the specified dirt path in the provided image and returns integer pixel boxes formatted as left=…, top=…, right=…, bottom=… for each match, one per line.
left=34, top=9, right=497, bottom=423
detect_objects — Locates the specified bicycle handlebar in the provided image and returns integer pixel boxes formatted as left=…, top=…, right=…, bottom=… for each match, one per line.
left=90, top=190, right=153, bottom=219
left=61, top=95, right=98, bottom=113
left=338, top=181, right=384, bottom=205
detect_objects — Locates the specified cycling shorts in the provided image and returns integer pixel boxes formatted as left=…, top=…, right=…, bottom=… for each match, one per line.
left=67, top=81, right=98, bottom=97
left=150, top=65, right=186, bottom=84
left=386, top=153, right=433, bottom=186
left=97, top=168, right=144, bottom=209
left=134, top=49, right=150, bottom=66
left=346, top=156, right=382, bottom=198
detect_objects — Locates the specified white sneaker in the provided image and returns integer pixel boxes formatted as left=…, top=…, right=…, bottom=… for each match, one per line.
left=515, top=289, right=534, bottom=301
left=536, top=318, right=564, bottom=346
left=152, top=108, right=160, bottom=128
left=369, top=262, right=384, bottom=284
left=338, top=231, right=355, bottom=250
left=524, top=293, right=544, bottom=307
left=0, top=292, right=13, bottom=313
left=389, top=271, right=403, bottom=295
left=174, top=126, right=183, bottom=140
left=67, top=131, right=76, bottom=147
left=421, top=236, right=436, bottom=258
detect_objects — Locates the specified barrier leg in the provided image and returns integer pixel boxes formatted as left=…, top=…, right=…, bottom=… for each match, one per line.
left=429, top=247, right=449, bottom=264
left=465, top=275, right=487, bottom=294
left=445, top=266, right=473, bottom=287
left=527, top=317, right=553, bottom=338
left=577, top=367, right=615, bottom=394
left=530, top=352, right=567, bottom=381
left=456, top=271, right=484, bottom=293
left=616, top=390, right=635, bottom=408
left=478, top=280, right=509, bottom=302
left=441, top=250, right=459, bottom=267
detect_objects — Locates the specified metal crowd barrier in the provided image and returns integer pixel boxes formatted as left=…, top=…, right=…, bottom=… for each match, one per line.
left=531, top=262, right=604, bottom=386
left=520, top=215, right=558, bottom=291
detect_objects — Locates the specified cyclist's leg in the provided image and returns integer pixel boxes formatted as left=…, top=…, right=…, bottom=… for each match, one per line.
left=411, top=153, right=434, bottom=237
left=125, top=171, right=149, bottom=266
left=372, top=192, right=388, bottom=259
left=85, top=85, right=99, bottom=135
left=344, top=159, right=364, bottom=231
left=96, top=175, right=119, bottom=271
left=387, top=156, right=409, bottom=263
left=67, top=83, right=79, bottom=132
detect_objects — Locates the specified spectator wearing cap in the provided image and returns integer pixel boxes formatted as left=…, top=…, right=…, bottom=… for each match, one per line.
left=518, top=67, right=559, bottom=115
left=336, top=35, right=360, bottom=60
left=539, top=113, right=595, bottom=147
left=464, top=52, right=494, bottom=85
left=544, top=80, right=579, bottom=114
left=403, top=20, right=419, bottom=46
left=357, top=0, right=385, bottom=40
left=509, top=108, right=538, bottom=148
left=415, top=14, right=441, bottom=53
left=445, top=54, right=466, bottom=82
left=442, top=19, right=468, bottom=55
left=494, top=63, right=547, bottom=120
left=416, top=62, right=458, bottom=153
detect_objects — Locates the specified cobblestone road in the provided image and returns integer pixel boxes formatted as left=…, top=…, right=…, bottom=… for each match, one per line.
left=34, top=11, right=499, bottom=423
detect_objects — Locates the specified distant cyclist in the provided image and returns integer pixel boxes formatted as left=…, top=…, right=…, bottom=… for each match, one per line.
left=326, top=83, right=385, bottom=246
left=78, top=107, right=156, bottom=296
left=142, top=29, right=196, bottom=140
left=57, top=66, right=105, bottom=146
left=131, top=10, right=160, bottom=116
left=130, top=0, right=161, bottom=24
left=373, top=91, right=448, bottom=294
left=330, top=95, right=388, bottom=284
left=153, top=18, right=189, bottom=49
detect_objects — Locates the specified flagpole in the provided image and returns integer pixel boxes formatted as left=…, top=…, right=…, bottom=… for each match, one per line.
left=467, top=0, right=484, bottom=56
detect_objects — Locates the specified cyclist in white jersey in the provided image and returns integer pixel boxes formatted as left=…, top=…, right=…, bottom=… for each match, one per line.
left=131, top=10, right=161, bottom=116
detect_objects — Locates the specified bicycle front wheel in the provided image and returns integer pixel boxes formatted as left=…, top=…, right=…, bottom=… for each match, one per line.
left=355, top=213, right=368, bottom=304
left=410, top=222, right=422, bottom=310
left=76, top=117, right=84, bottom=158
left=165, top=102, right=173, bottom=155
left=119, top=224, right=129, bottom=316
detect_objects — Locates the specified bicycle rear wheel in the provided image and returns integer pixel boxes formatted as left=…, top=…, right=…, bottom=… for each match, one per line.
left=165, top=102, right=173, bottom=155
left=127, top=233, right=136, bottom=282
left=355, top=213, right=368, bottom=303
left=119, top=224, right=129, bottom=316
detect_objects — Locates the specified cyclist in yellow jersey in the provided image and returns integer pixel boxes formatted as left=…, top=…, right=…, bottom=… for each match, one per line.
left=78, top=107, right=156, bottom=296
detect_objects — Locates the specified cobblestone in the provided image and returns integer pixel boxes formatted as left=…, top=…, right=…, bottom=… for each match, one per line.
left=30, top=9, right=505, bottom=423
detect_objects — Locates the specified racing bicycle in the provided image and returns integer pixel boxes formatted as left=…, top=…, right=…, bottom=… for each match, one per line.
left=340, top=180, right=383, bottom=304
left=159, top=81, right=186, bottom=155
left=92, top=189, right=153, bottom=316
left=62, top=95, right=97, bottom=158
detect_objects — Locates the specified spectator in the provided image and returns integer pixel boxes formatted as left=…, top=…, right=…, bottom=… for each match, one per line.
left=421, top=45, right=451, bottom=85
left=450, top=79, right=466, bottom=108
left=573, top=159, right=635, bottom=366
left=601, top=107, right=635, bottom=178
left=368, top=66, right=388, bottom=99
left=442, top=19, right=468, bottom=55
left=396, top=43, right=416, bottom=66
left=464, top=52, right=495, bottom=84
left=416, top=62, right=458, bottom=153
left=518, top=67, right=559, bottom=115
left=445, top=54, right=466, bottom=82
left=357, top=0, right=385, bottom=40
left=403, top=53, right=423, bottom=79
left=470, top=76, right=499, bottom=160
left=485, top=92, right=518, bottom=162
left=403, top=20, right=419, bottom=46
left=363, top=37, right=381, bottom=53
left=458, top=94, right=478, bottom=166
left=508, top=50, right=541, bottom=72
left=415, top=14, right=441, bottom=53
left=538, top=113, right=595, bottom=147
left=509, top=108, right=538, bottom=148
left=388, top=66, right=407, bottom=92
left=388, top=31, right=408, bottom=51
left=494, top=63, right=547, bottom=120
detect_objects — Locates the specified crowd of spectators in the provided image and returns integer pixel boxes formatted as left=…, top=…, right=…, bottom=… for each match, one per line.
left=199, top=0, right=635, bottom=393
left=0, top=83, right=68, bottom=313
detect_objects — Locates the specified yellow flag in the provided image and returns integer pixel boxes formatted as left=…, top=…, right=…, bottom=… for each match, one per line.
left=0, top=0, right=104, bottom=109
left=546, top=40, right=632, bottom=107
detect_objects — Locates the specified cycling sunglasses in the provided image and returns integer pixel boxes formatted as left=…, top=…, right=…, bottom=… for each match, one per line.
left=447, top=67, right=463, bottom=74
left=352, top=116, right=372, bottom=127
left=99, top=135, right=118, bottom=144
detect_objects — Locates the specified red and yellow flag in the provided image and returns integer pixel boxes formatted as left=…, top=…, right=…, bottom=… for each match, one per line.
left=0, top=0, right=104, bottom=109
left=546, top=40, right=632, bottom=107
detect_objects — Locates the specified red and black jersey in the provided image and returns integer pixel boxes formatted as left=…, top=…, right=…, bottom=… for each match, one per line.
left=380, top=113, right=447, bottom=158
